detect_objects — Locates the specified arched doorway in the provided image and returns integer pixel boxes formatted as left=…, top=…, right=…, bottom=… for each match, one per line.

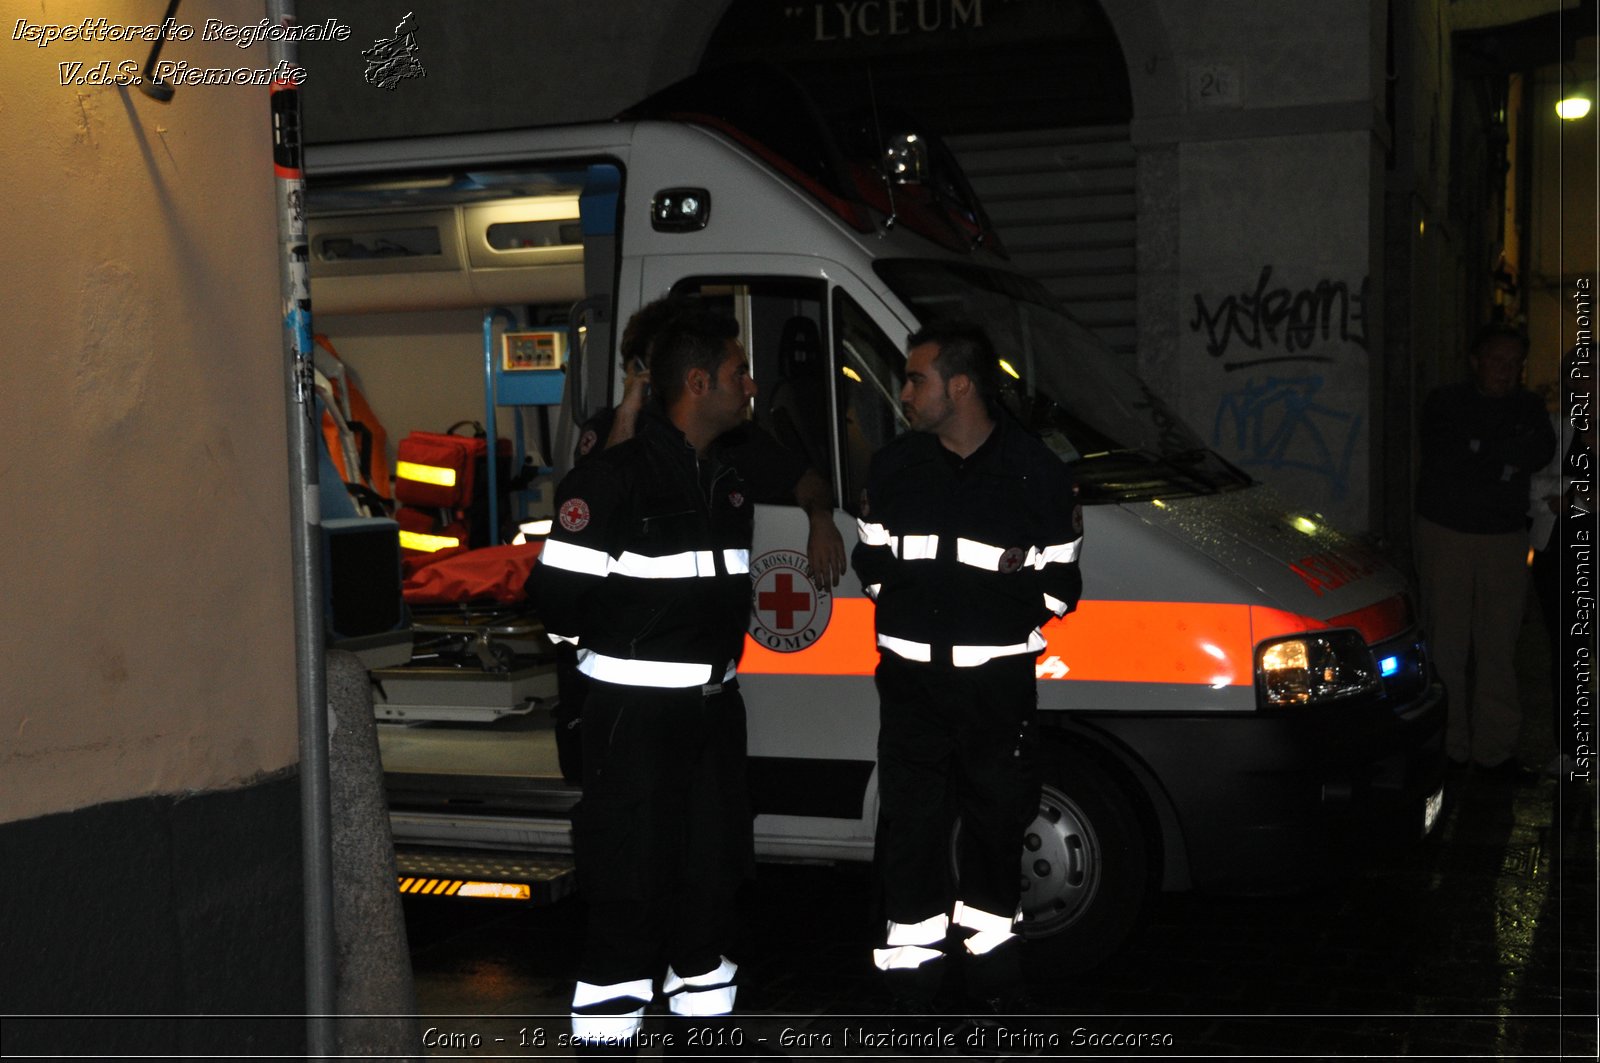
left=698, top=0, right=1141, bottom=353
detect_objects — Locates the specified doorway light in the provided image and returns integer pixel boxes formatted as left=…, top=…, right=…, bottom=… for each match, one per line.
left=1557, top=94, right=1592, bottom=120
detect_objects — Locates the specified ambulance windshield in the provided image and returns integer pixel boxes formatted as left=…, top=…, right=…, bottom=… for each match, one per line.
left=876, top=259, right=1250, bottom=502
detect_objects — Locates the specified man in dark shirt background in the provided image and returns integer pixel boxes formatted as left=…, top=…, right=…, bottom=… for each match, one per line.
left=1415, top=323, right=1557, bottom=780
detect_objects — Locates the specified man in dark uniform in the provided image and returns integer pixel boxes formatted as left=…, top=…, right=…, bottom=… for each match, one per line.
left=573, top=296, right=843, bottom=582
left=550, top=298, right=844, bottom=783
left=529, top=309, right=793, bottom=1053
left=852, top=321, right=1083, bottom=1013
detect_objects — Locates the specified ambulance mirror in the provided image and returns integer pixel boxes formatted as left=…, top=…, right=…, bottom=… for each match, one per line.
left=884, top=132, right=928, bottom=186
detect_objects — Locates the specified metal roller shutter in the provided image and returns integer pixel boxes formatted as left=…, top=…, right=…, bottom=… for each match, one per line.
left=947, top=125, right=1137, bottom=355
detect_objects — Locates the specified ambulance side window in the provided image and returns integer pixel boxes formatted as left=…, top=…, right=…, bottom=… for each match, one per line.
left=670, top=277, right=832, bottom=504
left=832, top=290, right=906, bottom=517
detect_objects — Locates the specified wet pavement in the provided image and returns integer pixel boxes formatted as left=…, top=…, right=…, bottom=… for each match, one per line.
left=402, top=608, right=1599, bottom=1060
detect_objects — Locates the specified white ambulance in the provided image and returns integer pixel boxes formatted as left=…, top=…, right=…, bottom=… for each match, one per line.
left=305, top=76, right=1446, bottom=970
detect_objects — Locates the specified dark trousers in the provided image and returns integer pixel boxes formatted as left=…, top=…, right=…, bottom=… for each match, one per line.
left=873, top=653, right=1039, bottom=1002
left=573, top=680, right=753, bottom=992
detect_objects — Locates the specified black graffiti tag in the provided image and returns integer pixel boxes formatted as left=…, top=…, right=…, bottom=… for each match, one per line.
left=1190, top=266, right=1369, bottom=369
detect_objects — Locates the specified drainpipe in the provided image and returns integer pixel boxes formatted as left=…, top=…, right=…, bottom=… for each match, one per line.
left=266, top=1, right=337, bottom=1056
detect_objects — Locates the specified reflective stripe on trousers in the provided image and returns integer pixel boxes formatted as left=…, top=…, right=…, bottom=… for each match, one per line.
left=953, top=900, right=1019, bottom=957
left=663, top=956, right=738, bottom=1017
left=571, top=978, right=653, bottom=1043
left=872, top=912, right=948, bottom=972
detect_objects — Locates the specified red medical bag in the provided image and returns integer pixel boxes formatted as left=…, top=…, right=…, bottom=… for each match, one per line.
left=394, top=422, right=512, bottom=571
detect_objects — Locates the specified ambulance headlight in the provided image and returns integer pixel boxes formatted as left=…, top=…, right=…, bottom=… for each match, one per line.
left=1256, top=630, right=1381, bottom=707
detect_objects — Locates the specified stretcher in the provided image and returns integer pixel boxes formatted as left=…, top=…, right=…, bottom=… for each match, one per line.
left=370, top=601, right=558, bottom=724
left=363, top=542, right=558, bottom=724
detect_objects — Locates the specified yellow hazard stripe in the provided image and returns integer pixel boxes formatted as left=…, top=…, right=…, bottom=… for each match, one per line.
left=396, top=876, right=531, bottom=900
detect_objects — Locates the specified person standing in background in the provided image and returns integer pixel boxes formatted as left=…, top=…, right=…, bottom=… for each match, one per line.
left=1416, top=323, right=1557, bottom=782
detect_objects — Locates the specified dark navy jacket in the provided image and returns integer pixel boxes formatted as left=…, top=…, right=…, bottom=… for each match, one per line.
left=852, top=416, right=1083, bottom=669
left=1416, top=383, right=1557, bottom=535
left=529, top=410, right=757, bottom=688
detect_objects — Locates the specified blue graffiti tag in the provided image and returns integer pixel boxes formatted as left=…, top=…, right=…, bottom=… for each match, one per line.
left=1212, top=375, right=1363, bottom=497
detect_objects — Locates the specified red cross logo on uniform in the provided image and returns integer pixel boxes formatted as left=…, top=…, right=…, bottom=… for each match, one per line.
left=758, top=572, right=812, bottom=630
left=559, top=498, right=590, bottom=532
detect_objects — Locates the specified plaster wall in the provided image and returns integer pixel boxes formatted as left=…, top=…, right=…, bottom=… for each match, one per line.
left=1, top=0, right=297, bottom=823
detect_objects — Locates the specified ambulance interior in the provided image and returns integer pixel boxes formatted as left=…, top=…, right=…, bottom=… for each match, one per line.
left=308, top=164, right=621, bottom=833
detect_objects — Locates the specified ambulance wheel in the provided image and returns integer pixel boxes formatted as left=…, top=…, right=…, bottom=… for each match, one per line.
left=1016, top=744, right=1149, bottom=972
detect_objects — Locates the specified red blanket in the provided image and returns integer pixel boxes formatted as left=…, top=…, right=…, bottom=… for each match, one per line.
left=402, top=542, right=544, bottom=605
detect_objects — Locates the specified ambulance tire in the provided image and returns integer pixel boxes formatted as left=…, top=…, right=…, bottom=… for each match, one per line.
left=1015, top=743, right=1149, bottom=973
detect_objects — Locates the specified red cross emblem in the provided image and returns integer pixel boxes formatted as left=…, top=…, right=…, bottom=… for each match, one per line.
left=559, top=498, right=590, bottom=532
left=999, top=547, right=1026, bottom=573
left=758, top=572, right=812, bottom=630
left=748, top=549, right=832, bottom=651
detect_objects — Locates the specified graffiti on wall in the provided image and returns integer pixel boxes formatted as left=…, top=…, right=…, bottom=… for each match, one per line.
left=1189, top=265, right=1369, bottom=370
left=1188, top=265, right=1370, bottom=502
left=1212, top=374, right=1364, bottom=500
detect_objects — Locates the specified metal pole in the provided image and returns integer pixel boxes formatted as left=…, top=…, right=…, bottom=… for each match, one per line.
left=483, top=309, right=516, bottom=546
left=266, top=1, right=337, bottom=1056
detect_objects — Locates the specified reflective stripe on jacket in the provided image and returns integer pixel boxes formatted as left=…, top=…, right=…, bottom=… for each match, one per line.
left=851, top=415, right=1082, bottom=667
left=528, top=410, right=755, bottom=686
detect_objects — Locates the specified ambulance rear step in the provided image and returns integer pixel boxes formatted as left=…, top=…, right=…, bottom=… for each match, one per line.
left=394, top=846, right=576, bottom=905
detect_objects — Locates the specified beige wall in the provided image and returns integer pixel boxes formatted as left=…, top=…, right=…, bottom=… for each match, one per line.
left=1, top=1, right=297, bottom=822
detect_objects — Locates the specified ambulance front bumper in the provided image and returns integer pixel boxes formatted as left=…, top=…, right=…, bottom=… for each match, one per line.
left=1098, top=678, right=1448, bottom=895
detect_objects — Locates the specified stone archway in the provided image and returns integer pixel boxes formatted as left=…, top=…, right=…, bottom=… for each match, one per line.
left=686, top=0, right=1174, bottom=357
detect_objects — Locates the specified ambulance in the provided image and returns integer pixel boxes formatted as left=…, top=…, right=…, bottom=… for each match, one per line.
left=305, top=71, right=1446, bottom=970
